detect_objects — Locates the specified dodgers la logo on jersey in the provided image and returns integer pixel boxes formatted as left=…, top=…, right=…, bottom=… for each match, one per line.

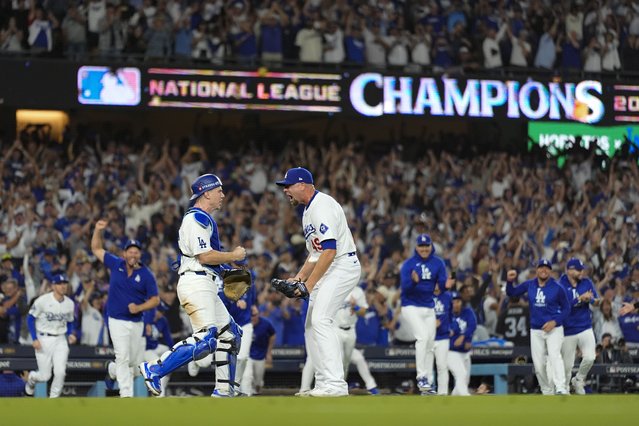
left=419, top=264, right=432, bottom=280
left=135, top=275, right=141, bottom=283
left=319, top=223, right=329, bottom=234
left=456, top=317, right=468, bottom=334
left=571, top=288, right=581, bottom=304
left=434, top=298, right=444, bottom=315
left=535, top=287, right=546, bottom=306
left=304, top=224, right=316, bottom=240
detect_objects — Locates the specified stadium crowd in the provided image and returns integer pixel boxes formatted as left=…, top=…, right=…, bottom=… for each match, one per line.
left=1, top=123, right=639, bottom=355
left=1, top=0, right=639, bottom=72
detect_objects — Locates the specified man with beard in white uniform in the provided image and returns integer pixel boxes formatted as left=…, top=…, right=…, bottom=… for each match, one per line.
left=276, top=167, right=361, bottom=397
left=297, top=286, right=380, bottom=395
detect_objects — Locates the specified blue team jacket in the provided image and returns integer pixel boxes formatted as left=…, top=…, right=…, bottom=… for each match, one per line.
left=450, top=306, right=477, bottom=353
left=558, top=274, right=598, bottom=336
left=434, top=292, right=453, bottom=341
left=400, top=247, right=447, bottom=308
left=506, top=277, right=571, bottom=330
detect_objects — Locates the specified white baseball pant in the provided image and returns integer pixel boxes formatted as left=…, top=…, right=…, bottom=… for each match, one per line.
left=300, top=349, right=378, bottom=392
left=29, top=334, right=69, bottom=398
left=428, top=338, right=449, bottom=395
left=561, top=328, right=596, bottom=386
left=531, top=326, right=567, bottom=394
left=336, top=327, right=357, bottom=378
left=447, top=350, right=471, bottom=396
left=401, top=305, right=436, bottom=380
left=305, top=259, right=360, bottom=394
left=108, top=317, right=145, bottom=398
left=350, top=348, right=377, bottom=390
left=241, top=358, right=266, bottom=396
left=237, top=322, right=254, bottom=394
left=177, top=274, right=233, bottom=393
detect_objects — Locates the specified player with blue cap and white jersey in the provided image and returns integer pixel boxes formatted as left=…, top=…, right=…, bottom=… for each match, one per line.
left=399, top=233, right=451, bottom=394
left=559, top=257, right=599, bottom=394
left=139, top=173, right=247, bottom=397
left=506, top=259, right=571, bottom=395
left=24, top=274, right=76, bottom=397
left=276, top=167, right=361, bottom=397
left=92, top=226, right=160, bottom=398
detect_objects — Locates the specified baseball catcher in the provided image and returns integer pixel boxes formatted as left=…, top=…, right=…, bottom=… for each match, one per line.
left=270, top=278, right=309, bottom=299
left=223, top=269, right=252, bottom=302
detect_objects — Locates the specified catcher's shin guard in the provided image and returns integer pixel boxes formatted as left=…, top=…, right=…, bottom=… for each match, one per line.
left=214, top=319, right=243, bottom=394
left=151, top=327, right=218, bottom=377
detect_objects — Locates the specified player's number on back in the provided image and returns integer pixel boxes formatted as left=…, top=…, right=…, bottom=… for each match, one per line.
left=504, top=316, right=528, bottom=338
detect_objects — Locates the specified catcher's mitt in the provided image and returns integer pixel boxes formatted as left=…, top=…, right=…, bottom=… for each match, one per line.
left=270, top=278, right=309, bottom=299
left=222, top=269, right=252, bottom=302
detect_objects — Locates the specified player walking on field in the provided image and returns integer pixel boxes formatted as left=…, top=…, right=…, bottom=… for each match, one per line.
left=25, top=274, right=76, bottom=398
left=92, top=223, right=160, bottom=398
left=559, top=258, right=599, bottom=394
left=506, top=259, right=571, bottom=395
left=139, top=173, right=246, bottom=397
left=276, top=167, right=361, bottom=397
left=399, top=234, right=451, bottom=394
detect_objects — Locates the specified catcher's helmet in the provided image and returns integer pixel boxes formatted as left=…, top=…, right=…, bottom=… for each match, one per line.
left=190, top=174, right=223, bottom=201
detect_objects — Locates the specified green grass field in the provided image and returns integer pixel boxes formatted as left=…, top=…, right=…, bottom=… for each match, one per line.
left=0, top=395, right=636, bottom=426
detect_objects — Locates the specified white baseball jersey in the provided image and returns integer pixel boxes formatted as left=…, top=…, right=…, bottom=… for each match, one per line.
left=178, top=210, right=216, bottom=275
left=81, top=304, right=109, bottom=346
left=335, top=286, right=368, bottom=329
left=29, top=292, right=75, bottom=335
left=302, top=191, right=357, bottom=262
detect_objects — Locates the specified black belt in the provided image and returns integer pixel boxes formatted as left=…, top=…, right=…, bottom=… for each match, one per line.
left=339, top=326, right=352, bottom=331
left=179, top=271, right=209, bottom=276
left=347, top=252, right=356, bottom=256
left=39, top=332, right=62, bottom=337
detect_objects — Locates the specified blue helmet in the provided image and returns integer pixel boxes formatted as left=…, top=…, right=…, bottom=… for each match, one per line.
left=190, top=174, right=223, bottom=201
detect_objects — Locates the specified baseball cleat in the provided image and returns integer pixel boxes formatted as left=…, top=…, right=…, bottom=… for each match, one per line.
left=24, top=373, right=35, bottom=397
left=211, top=389, right=232, bottom=398
left=139, top=362, right=161, bottom=396
left=104, top=361, right=116, bottom=390
left=295, top=389, right=311, bottom=397
left=417, top=377, right=432, bottom=392
left=367, top=387, right=380, bottom=395
left=571, top=377, right=585, bottom=395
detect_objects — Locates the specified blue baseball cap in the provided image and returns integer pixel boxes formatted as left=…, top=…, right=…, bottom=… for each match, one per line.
left=123, top=239, right=142, bottom=251
left=189, top=174, right=223, bottom=201
left=416, top=234, right=432, bottom=246
left=275, top=167, right=314, bottom=186
left=566, top=257, right=585, bottom=271
left=537, top=259, right=552, bottom=269
left=50, top=274, right=69, bottom=284
left=451, top=291, right=462, bottom=300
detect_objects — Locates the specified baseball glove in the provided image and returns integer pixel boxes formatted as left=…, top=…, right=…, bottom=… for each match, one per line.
left=270, top=278, right=309, bottom=299
left=222, top=269, right=252, bottom=302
